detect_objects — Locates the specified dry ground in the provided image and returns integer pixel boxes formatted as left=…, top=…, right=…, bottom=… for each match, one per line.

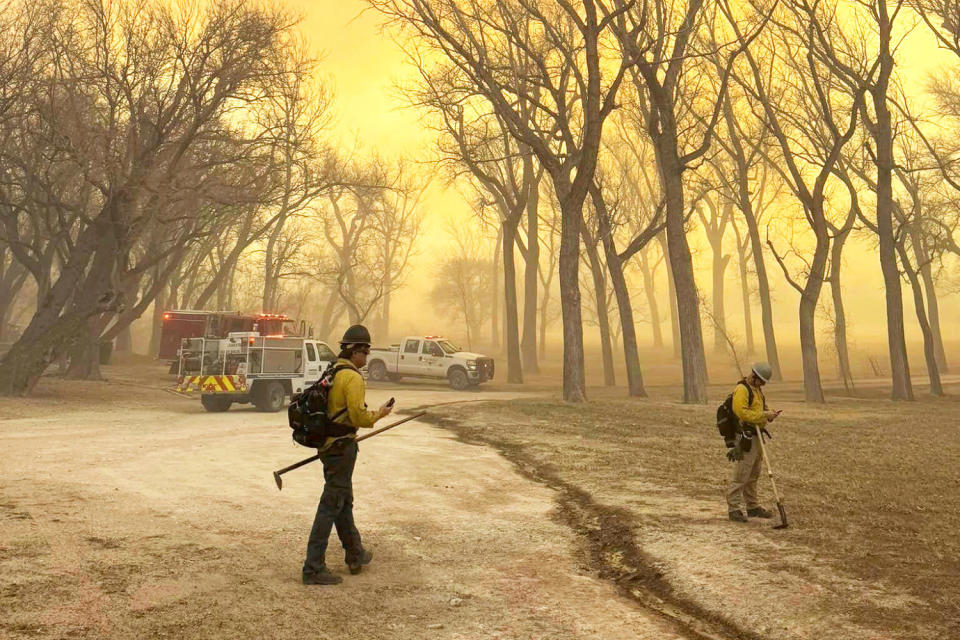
left=2, top=359, right=957, bottom=639
left=426, top=380, right=960, bottom=640
left=0, top=362, right=692, bottom=640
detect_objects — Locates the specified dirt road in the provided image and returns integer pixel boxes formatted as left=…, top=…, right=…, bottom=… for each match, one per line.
left=0, top=381, right=690, bottom=639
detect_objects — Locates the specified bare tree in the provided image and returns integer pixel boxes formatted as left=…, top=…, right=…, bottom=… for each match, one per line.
left=696, top=192, right=733, bottom=353
left=432, top=226, right=494, bottom=349
left=372, top=0, right=644, bottom=402
left=607, top=0, right=768, bottom=402
left=0, top=0, right=300, bottom=393
left=728, top=0, right=873, bottom=402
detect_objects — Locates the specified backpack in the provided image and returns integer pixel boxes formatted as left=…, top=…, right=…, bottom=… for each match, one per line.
left=716, top=382, right=754, bottom=447
left=287, top=363, right=356, bottom=448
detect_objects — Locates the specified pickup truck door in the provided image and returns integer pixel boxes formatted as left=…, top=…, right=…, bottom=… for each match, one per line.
left=421, top=341, right=446, bottom=377
left=399, top=338, right=422, bottom=375
left=304, top=342, right=321, bottom=383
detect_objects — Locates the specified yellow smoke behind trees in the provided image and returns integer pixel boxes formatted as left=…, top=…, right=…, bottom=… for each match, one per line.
left=285, top=0, right=959, bottom=361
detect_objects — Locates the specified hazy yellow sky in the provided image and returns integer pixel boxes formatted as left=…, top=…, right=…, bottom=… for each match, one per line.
left=282, top=1, right=959, bottom=357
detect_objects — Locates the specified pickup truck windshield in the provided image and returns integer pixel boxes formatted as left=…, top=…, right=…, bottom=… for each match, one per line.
left=438, top=340, right=460, bottom=354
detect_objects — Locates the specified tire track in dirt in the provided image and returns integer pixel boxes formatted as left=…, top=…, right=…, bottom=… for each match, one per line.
left=409, top=409, right=764, bottom=640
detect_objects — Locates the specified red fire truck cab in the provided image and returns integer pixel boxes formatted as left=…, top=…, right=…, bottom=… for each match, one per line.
left=158, top=311, right=306, bottom=360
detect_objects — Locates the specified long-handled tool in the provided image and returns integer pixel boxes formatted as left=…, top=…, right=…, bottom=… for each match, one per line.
left=754, top=429, right=789, bottom=529
left=273, top=412, right=426, bottom=490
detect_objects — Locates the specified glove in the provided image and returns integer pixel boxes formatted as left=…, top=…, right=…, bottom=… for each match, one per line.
left=726, top=433, right=745, bottom=461
left=760, top=427, right=772, bottom=440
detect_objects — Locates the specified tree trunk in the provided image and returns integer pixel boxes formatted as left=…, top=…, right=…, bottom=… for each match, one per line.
left=115, top=323, right=133, bottom=353
left=502, top=219, right=523, bottom=384
left=873, top=7, right=914, bottom=400
left=798, top=219, right=829, bottom=403
left=912, top=230, right=948, bottom=373
left=0, top=222, right=108, bottom=394
left=662, top=168, right=708, bottom=403
left=558, top=196, right=587, bottom=402
left=712, top=251, right=731, bottom=353
left=538, top=294, right=549, bottom=362
left=66, top=238, right=120, bottom=380
left=638, top=247, right=663, bottom=349
left=149, top=289, right=165, bottom=358
left=829, top=235, right=855, bottom=392
left=607, top=252, right=646, bottom=396
left=657, top=233, right=681, bottom=359
left=897, top=244, right=943, bottom=396
left=521, top=185, right=540, bottom=373
left=582, top=231, right=615, bottom=386
left=491, top=230, right=501, bottom=352
left=732, top=224, right=756, bottom=355
left=740, top=202, right=782, bottom=380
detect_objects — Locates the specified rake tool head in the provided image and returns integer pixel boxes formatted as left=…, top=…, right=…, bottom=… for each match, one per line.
left=274, top=471, right=283, bottom=491
left=773, top=502, right=789, bottom=529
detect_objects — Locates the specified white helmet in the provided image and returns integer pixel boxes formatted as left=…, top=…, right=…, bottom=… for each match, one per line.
left=751, top=362, right=773, bottom=382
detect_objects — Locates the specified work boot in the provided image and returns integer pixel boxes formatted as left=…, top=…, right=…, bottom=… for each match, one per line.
left=302, top=567, right=342, bottom=585
left=747, top=507, right=774, bottom=519
left=347, top=549, right=373, bottom=575
left=728, top=510, right=748, bottom=523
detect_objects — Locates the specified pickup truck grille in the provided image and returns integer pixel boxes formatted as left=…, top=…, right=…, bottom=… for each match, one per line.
left=477, top=357, right=495, bottom=381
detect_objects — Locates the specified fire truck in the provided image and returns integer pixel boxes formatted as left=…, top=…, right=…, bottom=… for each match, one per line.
left=158, top=311, right=310, bottom=360
left=175, top=333, right=337, bottom=412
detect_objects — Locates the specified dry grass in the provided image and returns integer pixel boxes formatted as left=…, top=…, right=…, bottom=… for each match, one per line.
left=430, top=383, right=960, bottom=639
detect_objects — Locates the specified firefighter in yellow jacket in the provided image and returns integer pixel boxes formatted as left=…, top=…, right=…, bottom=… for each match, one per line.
left=302, top=324, right=392, bottom=585
left=726, top=362, right=781, bottom=523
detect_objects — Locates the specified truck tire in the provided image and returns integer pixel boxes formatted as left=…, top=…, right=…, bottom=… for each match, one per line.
left=368, top=359, right=388, bottom=382
left=254, top=381, right=286, bottom=412
left=447, top=367, right=469, bottom=391
left=201, top=395, right=232, bottom=412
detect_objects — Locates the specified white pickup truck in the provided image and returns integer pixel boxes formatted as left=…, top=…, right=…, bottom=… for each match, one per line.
left=176, top=333, right=337, bottom=412
left=367, top=336, right=495, bottom=390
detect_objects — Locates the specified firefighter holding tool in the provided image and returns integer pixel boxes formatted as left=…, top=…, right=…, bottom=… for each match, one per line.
left=725, top=362, right=781, bottom=523
left=301, top=324, right=393, bottom=586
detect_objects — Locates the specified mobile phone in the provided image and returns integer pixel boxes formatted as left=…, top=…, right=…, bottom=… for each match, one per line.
left=386, top=397, right=395, bottom=407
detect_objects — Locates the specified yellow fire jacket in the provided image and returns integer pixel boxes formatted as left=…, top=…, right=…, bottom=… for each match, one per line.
left=732, top=380, right=767, bottom=428
left=327, top=358, right=380, bottom=431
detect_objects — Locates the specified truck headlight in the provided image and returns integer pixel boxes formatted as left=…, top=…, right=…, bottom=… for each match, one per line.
left=466, top=360, right=477, bottom=370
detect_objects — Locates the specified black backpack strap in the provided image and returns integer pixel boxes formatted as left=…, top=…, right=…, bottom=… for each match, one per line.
left=328, top=364, right=356, bottom=422
left=737, top=381, right=754, bottom=407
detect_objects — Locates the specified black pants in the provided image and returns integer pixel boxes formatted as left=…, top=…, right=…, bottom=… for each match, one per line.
left=302, top=440, right=363, bottom=576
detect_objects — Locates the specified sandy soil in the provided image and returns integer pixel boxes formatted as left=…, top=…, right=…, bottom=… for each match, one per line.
left=429, top=383, right=960, bottom=640
left=0, top=371, right=690, bottom=639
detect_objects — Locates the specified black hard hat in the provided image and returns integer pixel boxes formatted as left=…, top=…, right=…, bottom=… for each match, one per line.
left=340, top=324, right=371, bottom=346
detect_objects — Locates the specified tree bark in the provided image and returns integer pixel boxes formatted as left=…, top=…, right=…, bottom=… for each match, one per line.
left=829, top=232, right=855, bottom=392
left=911, top=230, right=948, bottom=373
left=638, top=247, right=663, bottom=349
left=711, top=250, right=731, bottom=353
left=491, top=230, right=501, bottom=352
left=660, top=163, right=708, bottom=402
left=582, top=230, right=615, bottom=386
left=521, top=184, right=540, bottom=373
left=538, top=286, right=550, bottom=362
left=65, top=236, right=121, bottom=380
left=115, top=324, right=133, bottom=353
left=558, top=196, right=587, bottom=402
left=798, top=217, right=829, bottom=403
left=0, top=222, right=107, bottom=394
left=739, top=197, right=781, bottom=379
left=501, top=219, right=523, bottom=383
left=897, top=243, right=943, bottom=396
left=148, top=286, right=165, bottom=358
left=872, top=0, right=914, bottom=400
left=656, top=233, right=681, bottom=359
left=732, top=223, right=755, bottom=355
